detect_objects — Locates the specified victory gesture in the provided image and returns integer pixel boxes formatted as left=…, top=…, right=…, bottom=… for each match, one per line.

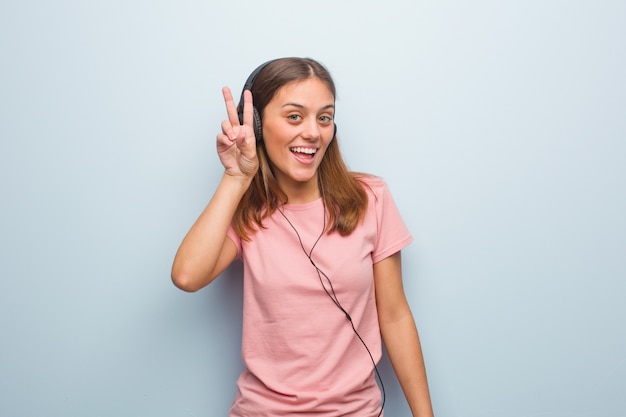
left=217, top=87, right=259, bottom=178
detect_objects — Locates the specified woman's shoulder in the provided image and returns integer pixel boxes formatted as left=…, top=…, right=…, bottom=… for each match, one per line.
left=352, top=172, right=388, bottom=195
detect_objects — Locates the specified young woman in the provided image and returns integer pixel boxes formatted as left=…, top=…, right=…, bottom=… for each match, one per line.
left=172, top=57, right=434, bottom=417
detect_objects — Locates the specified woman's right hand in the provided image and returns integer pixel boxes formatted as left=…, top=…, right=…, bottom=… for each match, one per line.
left=216, top=87, right=259, bottom=179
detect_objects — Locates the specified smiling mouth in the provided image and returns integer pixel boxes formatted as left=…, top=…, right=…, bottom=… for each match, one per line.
left=290, top=147, right=317, bottom=156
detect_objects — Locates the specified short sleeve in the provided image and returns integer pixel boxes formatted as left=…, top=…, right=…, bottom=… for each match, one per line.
left=226, top=224, right=243, bottom=260
left=369, top=177, right=413, bottom=264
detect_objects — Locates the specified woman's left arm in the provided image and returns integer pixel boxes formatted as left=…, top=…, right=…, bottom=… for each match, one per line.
left=374, top=251, right=434, bottom=417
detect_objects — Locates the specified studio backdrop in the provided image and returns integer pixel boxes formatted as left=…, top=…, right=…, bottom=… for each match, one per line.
left=1, top=1, right=625, bottom=416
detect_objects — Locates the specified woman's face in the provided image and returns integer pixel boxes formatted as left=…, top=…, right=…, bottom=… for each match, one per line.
left=261, top=77, right=335, bottom=201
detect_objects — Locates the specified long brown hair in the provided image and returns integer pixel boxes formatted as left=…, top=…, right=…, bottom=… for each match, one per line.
left=233, top=57, right=368, bottom=240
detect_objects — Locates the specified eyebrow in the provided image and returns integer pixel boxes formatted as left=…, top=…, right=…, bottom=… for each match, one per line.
left=282, top=103, right=335, bottom=111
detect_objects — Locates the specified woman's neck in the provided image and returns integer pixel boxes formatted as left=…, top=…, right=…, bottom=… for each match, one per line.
left=280, top=180, right=321, bottom=205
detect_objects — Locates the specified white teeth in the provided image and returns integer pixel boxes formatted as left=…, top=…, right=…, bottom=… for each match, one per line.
left=291, top=147, right=316, bottom=155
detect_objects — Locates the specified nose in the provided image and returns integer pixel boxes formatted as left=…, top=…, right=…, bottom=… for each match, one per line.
left=301, top=117, right=321, bottom=140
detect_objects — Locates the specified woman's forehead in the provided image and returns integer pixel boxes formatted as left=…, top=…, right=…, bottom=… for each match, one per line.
left=271, top=78, right=335, bottom=105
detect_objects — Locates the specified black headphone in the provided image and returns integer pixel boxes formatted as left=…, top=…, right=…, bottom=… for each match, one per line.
left=237, top=60, right=273, bottom=141
left=237, top=59, right=337, bottom=142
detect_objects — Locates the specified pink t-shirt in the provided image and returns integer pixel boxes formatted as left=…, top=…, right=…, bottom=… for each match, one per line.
left=226, top=176, right=412, bottom=416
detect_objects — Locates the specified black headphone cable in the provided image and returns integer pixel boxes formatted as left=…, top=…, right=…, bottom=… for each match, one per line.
left=277, top=204, right=385, bottom=417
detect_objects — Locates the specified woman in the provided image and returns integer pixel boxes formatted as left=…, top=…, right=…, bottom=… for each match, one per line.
left=172, top=57, right=433, bottom=416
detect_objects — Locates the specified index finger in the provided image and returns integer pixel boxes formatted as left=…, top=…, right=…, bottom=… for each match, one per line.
left=222, top=86, right=241, bottom=127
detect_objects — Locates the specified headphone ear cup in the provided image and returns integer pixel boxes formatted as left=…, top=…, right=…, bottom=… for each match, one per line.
left=253, top=107, right=263, bottom=142
left=237, top=106, right=263, bottom=142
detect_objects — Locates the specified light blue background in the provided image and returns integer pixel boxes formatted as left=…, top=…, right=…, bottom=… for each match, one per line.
left=1, top=1, right=625, bottom=416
